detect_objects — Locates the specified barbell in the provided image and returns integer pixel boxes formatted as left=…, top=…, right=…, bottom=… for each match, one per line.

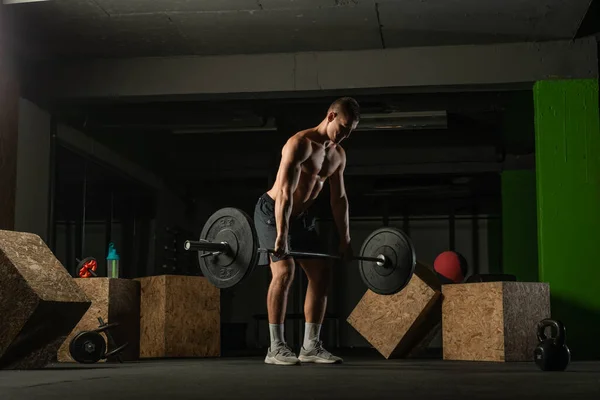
left=183, top=207, right=417, bottom=295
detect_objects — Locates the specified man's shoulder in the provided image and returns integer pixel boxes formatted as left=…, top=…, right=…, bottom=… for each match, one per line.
left=334, top=144, right=347, bottom=160
left=285, top=132, right=312, bottom=150
left=282, top=133, right=313, bottom=160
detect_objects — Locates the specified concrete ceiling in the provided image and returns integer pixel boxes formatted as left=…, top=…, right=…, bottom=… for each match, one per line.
left=4, top=0, right=594, bottom=59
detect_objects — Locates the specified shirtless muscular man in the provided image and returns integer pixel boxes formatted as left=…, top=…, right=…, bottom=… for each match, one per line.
left=253, top=97, right=360, bottom=365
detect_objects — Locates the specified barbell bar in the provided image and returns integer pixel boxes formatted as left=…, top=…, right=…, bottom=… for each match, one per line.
left=183, top=207, right=417, bottom=295
left=184, top=240, right=387, bottom=266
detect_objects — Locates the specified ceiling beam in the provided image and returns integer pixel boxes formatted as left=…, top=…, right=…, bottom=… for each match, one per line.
left=27, top=39, right=598, bottom=101
left=56, top=124, right=165, bottom=191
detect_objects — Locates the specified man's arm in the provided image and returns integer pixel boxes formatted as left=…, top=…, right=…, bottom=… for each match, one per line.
left=275, top=138, right=311, bottom=243
left=329, top=148, right=351, bottom=245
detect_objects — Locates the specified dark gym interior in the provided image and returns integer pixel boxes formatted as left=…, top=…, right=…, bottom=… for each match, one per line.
left=1, top=1, right=599, bottom=399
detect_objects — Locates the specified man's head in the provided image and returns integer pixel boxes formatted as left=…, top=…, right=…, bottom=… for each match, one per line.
left=325, top=97, right=360, bottom=144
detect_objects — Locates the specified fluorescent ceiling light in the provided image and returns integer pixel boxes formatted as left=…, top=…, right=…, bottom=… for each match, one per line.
left=357, top=111, right=447, bottom=131
left=171, top=117, right=277, bottom=135
left=170, top=111, right=447, bottom=134
left=3, top=0, right=51, bottom=4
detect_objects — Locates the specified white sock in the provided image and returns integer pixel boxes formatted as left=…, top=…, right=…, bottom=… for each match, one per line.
left=303, top=322, right=321, bottom=350
left=269, top=324, right=285, bottom=348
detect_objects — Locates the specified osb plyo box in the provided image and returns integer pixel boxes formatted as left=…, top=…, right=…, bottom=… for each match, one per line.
left=137, top=275, right=220, bottom=358
left=442, top=281, right=550, bottom=362
left=348, top=262, right=442, bottom=359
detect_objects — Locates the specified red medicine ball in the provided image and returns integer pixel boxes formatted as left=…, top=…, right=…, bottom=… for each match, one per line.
left=434, top=251, right=468, bottom=283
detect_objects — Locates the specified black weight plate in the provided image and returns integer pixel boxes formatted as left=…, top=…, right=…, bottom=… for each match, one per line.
left=358, top=227, right=416, bottom=295
left=198, top=207, right=259, bottom=289
left=69, top=331, right=106, bottom=364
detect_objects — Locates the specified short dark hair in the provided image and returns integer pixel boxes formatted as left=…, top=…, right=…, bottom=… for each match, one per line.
left=329, top=97, right=360, bottom=122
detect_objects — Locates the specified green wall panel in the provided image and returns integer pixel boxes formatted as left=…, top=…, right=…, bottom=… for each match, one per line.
left=534, top=79, right=600, bottom=359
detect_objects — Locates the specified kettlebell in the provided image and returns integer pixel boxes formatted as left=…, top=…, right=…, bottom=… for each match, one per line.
left=533, top=318, right=570, bottom=371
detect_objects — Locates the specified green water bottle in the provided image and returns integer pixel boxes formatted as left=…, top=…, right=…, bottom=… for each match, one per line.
left=107, top=242, right=120, bottom=278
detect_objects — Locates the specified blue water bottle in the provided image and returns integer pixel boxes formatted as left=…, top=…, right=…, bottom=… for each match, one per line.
left=107, top=242, right=120, bottom=278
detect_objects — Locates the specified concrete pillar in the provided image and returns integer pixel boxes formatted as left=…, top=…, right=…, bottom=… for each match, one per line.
left=0, top=3, right=20, bottom=230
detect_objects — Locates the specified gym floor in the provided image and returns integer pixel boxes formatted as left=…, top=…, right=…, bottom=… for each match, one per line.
left=1, top=356, right=599, bottom=400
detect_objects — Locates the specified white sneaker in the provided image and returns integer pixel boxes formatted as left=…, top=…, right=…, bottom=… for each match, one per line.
left=264, top=344, right=300, bottom=366
left=298, top=341, right=343, bottom=364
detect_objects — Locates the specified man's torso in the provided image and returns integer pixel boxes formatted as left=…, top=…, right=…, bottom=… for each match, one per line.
left=267, top=130, right=343, bottom=216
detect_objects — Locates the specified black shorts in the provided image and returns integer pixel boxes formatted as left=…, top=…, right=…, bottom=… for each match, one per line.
left=254, top=193, right=327, bottom=263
